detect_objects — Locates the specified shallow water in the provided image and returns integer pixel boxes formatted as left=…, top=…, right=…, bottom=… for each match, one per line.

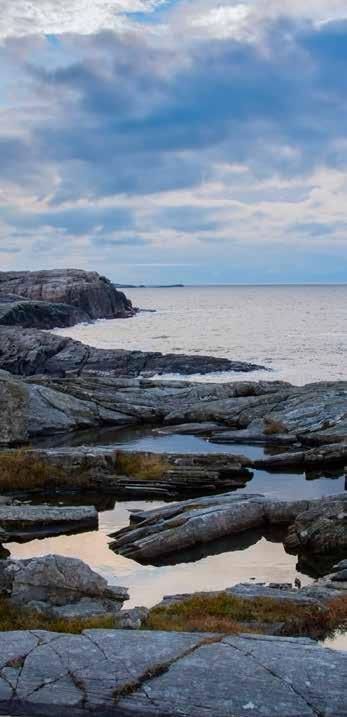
left=54, top=284, right=347, bottom=385
left=8, top=432, right=345, bottom=623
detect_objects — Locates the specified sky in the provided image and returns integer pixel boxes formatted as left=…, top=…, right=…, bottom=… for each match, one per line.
left=0, top=1, right=347, bottom=284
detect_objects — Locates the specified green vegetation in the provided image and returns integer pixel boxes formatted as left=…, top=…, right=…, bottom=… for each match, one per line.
left=0, top=596, right=115, bottom=634
left=0, top=449, right=67, bottom=492
left=115, top=450, right=170, bottom=481
left=144, top=593, right=347, bottom=640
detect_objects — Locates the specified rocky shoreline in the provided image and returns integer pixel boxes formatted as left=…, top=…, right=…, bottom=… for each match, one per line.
left=0, top=269, right=265, bottom=376
left=0, top=268, right=345, bottom=715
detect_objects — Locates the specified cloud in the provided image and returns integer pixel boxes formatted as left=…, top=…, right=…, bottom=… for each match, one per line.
left=0, top=0, right=168, bottom=39
left=0, top=2, right=346, bottom=282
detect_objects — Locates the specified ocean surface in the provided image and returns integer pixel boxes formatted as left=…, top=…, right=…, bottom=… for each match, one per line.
left=55, top=284, right=347, bottom=385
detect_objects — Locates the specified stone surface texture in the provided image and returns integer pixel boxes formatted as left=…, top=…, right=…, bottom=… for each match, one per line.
left=0, top=629, right=344, bottom=716
left=0, top=326, right=265, bottom=377
left=0, top=555, right=128, bottom=619
left=0, top=505, right=98, bottom=541
left=109, top=492, right=347, bottom=563
left=0, top=373, right=346, bottom=470
left=0, top=269, right=135, bottom=322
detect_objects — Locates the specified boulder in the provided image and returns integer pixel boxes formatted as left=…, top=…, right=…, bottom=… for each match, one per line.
left=2, top=555, right=128, bottom=619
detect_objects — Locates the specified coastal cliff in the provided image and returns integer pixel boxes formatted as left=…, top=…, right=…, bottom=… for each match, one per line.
left=0, top=269, right=136, bottom=326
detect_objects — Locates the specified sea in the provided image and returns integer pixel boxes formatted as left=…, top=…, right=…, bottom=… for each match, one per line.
left=54, top=284, right=347, bottom=385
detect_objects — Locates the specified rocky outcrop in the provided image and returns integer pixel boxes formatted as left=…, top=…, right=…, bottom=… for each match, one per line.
left=0, top=326, right=266, bottom=377
left=0, top=370, right=139, bottom=445
left=0, top=269, right=135, bottom=321
left=0, top=555, right=128, bottom=620
left=0, top=629, right=344, bottom=716
left=284, top=498, right=347, bottom=555
left=0, top=299, right=89, bottom=329
left=109, top=492, right=347, bottom=563
left=16, top=447, right=251, bottom=498
left=1, top=371, right=347, bottom=472
left=0, top=505, right=98, bottom=542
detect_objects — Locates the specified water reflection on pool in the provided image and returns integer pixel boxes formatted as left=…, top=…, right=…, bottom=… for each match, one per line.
left=9, top=429, right=346, bottom=650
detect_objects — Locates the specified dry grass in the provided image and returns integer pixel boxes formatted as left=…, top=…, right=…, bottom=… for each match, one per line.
left=144, top=593, right=347, bottom=639
left=0, top=449, right=68, bottom=492
left=0, top=596, right=115, bottom=634
left=263, top=418, right=288, bottom=435
left=115, top=451, right=170, bottom=481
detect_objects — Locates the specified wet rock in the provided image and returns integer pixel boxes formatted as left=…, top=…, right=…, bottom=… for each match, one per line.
left=2, top=555, right=129, bottom=619
left=110, top=492, right=347, bottom=563
left=0, top=505, right=98, bottom=541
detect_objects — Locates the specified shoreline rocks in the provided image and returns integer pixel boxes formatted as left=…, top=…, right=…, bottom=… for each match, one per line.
left=0, top=269, right=136, bottom=324
left=0, top=554, right=128, bottom=620
left=0, top=372, right=346, bottom=466
left=13, top=447, right=252, bottom=499
left=0, top=298, right=90, bottom=329
left=0, top=326, right=266, bottom=377
left=109, top=492, right=347, bottom=563
left=0, top=505, right=98, bottom=542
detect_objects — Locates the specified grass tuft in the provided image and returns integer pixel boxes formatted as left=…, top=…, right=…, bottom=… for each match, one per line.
left=144, top=593, right=347, bottom=639
left=115, top=451, right=170, bottom=481
left=0, top=449, right=67, bottom=492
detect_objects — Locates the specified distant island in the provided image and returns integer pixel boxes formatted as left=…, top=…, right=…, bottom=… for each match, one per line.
left=114, top=283, right=184, bottom=289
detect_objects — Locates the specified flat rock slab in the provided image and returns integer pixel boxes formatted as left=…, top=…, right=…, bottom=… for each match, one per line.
left=0, top=505, right=98, bottom=541
left=109, top=491, right=347, bottom=563
left=0, top=630, right=345, bottom=716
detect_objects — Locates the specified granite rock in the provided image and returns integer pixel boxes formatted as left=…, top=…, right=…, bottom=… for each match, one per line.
left=0, top=629, right=344, bottom=716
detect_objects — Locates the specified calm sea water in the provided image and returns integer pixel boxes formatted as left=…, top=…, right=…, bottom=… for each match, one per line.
left=55, top=285, right=347, bottom=385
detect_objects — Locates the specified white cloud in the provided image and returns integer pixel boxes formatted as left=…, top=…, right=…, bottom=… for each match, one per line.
left=0, top=0, right=167, bottom=39
left=167, top=1, right=347, bottom=44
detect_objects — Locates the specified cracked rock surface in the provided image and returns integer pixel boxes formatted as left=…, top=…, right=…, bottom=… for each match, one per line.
left=109, top=492, right=347, bottom=563
left=0, top=629, right=345, bottom=716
